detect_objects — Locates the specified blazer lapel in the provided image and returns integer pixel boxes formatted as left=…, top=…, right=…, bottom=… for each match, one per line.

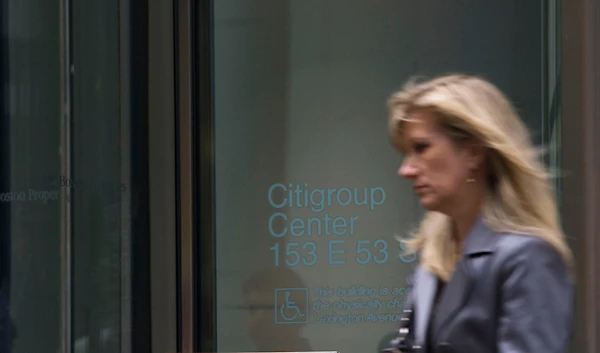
left=432, top=218, right=498, bottom=342
left=413, top=266, right=437, bottom=347
left=432, top=255, right=473, bottom=341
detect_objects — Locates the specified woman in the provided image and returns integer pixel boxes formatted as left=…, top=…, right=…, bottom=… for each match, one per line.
left=386, top=74, right=574, bottom=353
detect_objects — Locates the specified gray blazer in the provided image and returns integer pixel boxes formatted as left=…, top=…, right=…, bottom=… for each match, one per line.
left=410, top=218, right=574, bottom=353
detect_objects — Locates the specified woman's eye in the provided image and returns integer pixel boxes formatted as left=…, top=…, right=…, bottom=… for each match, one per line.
left=414, top=143, right=429, bottom=153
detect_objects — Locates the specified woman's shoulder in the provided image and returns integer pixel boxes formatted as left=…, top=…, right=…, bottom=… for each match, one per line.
left=494, top=232, right=559, bottom=257
left=491, top=233, right=570, bottom=279
left=494, top=232, right=552, bottom=255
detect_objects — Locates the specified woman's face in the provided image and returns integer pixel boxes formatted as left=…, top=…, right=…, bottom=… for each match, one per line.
left=398, top=110, right=478, bottom=214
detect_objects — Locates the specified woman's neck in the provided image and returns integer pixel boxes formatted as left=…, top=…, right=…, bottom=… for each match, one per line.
left=452, top=208, right=481, bottom=253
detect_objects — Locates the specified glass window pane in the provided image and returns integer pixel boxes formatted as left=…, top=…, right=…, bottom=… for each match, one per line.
left=212, top=1, right=551, bottom=353
left=1, top=1, right=62, bottom=353
left=71, top=1, right=131, bottom=353
left=2, top=1, right=150, bottom=353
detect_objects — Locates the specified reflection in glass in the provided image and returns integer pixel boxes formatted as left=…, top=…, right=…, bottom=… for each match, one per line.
left=243, top=268, right=312, bottom=351
left=1, top=1, right=62, bottom=353
left=71, top=1, right=131, bottom=353
left=213, top=1, right=550, bottom=353
left=2, top=1, right=140, bottom=352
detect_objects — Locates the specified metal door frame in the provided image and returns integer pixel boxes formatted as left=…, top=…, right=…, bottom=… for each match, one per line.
left=561, top=0, right=600, bottom=352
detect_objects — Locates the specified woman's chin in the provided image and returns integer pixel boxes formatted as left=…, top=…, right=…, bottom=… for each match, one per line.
left=418, top=196, right=439, bottom=211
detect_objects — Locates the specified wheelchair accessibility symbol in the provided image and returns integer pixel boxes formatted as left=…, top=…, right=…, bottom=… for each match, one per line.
left=274, top=288, right=308, bottom=324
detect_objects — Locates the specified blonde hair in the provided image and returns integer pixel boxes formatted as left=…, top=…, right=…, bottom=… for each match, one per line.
left=387, top=74, right=573, bottom=281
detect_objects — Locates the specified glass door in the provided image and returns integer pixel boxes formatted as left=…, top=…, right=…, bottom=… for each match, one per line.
left=197, top=1, right=560, bottom=353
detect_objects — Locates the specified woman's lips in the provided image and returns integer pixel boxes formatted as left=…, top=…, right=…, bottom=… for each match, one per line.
left=413, top=185, right=428, bottom=194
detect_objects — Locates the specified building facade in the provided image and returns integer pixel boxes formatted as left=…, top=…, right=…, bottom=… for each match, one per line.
left=1, top=0, right=599, bottom=353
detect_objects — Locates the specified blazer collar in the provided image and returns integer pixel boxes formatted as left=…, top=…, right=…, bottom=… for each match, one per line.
left=463, top=216, right=497, bottom=256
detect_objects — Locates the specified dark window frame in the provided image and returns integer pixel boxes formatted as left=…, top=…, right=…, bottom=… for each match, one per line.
left=193, top=0, right=216, bottom=351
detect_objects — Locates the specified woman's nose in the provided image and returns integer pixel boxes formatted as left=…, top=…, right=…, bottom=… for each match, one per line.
left=398, top=160, right=418, bottom=179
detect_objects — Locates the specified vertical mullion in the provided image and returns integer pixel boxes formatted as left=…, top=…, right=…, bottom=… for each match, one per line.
left=175, top=0, right=195, bottom=352
left=195, top=1, right=216, bottom=351
left=118, top=0, right=133, bottom=351
left=59, top=0, right=73, bottom=351
left=192, top=0, right=218, bottom=352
